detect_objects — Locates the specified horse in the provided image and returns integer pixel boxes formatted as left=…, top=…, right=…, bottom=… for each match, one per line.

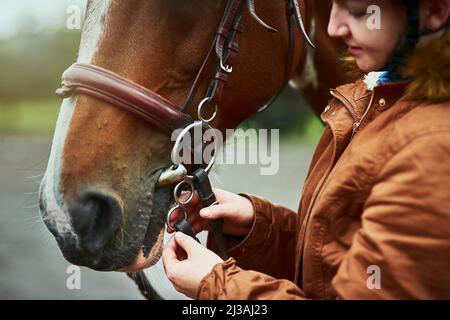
left=38, top=0, right=346, bottom=298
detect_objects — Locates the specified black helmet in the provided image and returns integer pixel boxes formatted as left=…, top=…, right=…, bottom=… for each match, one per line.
left=385, top=0, right=449, bottom=81
left=384, top=0, right=421, bottom=81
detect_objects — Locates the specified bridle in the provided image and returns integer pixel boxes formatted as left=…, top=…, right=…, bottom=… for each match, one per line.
left=56, top=0, right=313, bottom=299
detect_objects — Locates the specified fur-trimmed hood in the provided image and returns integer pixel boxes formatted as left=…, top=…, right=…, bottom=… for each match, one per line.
left=402, top=30, right=450, bottom=103
left=343, top=30, right=450, bottom=103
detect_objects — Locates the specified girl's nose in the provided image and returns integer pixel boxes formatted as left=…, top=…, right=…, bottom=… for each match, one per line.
left=327, top=3, right=351, bottom=38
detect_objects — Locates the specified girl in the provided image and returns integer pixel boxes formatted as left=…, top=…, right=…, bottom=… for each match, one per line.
left=162, top=0, right=450, bottom=299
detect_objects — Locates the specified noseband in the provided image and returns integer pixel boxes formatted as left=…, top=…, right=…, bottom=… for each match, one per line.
left=56, top=0, right=313, bottom=299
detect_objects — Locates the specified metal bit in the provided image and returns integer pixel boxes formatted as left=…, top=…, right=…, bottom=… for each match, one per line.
left=156, top=164, right=188, bottom=187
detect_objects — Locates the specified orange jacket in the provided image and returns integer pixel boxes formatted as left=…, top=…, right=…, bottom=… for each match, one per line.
left=198, top=34, right=450, bottom=300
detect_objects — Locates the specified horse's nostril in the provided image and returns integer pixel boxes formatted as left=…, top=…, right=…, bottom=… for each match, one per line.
left=71, top=191, right=122, bottom=257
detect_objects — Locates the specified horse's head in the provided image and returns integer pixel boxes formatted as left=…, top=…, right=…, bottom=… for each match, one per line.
left=39, top=0, right=308, bottom=271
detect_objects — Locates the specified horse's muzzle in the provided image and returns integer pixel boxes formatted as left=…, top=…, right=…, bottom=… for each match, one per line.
left=69, top=191, right=123, bottom=258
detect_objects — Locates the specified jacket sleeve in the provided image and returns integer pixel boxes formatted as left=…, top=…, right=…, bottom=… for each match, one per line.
left=200, top=132, right=450, bottom=300
left=332, top=132, right=450, bottom=299
left=197, top=258, right=306, bottom=300
left=206, top=194, right=298, bottom=281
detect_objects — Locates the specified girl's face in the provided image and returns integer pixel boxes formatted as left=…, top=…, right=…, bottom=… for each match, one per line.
left=328, top=0, right=407, bottom=73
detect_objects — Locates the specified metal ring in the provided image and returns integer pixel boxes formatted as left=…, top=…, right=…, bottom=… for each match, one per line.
left=197, top=97, right=218, bottom=124
left=170, top=121, right=220, bottom=174
left=171, top=121, right=204, bottom=165
left=202, top=125, right=219, bottom=174
left=166, top=205, right=187, bottom=233
left=173, top=179, right=195, bottom=206
left=220, top=56, right=233, bottom=73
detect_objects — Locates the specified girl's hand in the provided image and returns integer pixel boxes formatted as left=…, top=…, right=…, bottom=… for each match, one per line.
left=167, top=188, right=255, bottom=237
left=162, top=232, right=223, bottom=298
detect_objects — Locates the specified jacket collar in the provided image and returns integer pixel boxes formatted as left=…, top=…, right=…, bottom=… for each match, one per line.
left=323, top=78, right=410, bottom=144
left=337, top=30, right=450, bottom=111
left=331, top=79, right=409, bottom=119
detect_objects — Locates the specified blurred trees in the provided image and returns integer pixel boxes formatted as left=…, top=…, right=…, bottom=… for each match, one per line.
left=0, top=30, right=321, bottom=138
left=242, top=87, right=321, bottom=138
left=0, top=30, right=80, bottom=103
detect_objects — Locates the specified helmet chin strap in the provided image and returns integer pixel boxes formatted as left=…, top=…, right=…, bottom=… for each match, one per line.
left=383, top=0, right=421, bottom=81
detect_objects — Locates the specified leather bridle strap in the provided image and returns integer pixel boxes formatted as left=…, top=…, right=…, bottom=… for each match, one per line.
left=207, top=1, right=246, bottom=106
left=181, top=0, right=246, bottom=112
left=56, top=63, right=194, bottom=134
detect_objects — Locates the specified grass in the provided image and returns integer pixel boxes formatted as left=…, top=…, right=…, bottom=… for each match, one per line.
left=303, top=115, right=325, bottom=142
left=279, top=116, right=325, bottom=146
left=0, top=99, right=60, bottom=135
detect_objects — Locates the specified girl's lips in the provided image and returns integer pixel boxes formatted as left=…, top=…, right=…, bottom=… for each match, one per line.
left=348, top=45, right=364, bottom=55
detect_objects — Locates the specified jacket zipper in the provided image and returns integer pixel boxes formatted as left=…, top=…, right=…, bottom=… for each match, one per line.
left=297, top=89, right=376, bottom=281
left=329, top=89, right=376, bottom=138
left=329, top=89, right=359, bottom=122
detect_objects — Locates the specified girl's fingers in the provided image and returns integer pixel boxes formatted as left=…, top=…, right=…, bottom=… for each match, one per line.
left=175, top=189, right=201, bottom=206
left=191, top=221, right=211, bottom=234
left=199, top=203, right=238, bottom=220
left=191, top=223, right=203, bottom=235
left=167, top=189, right=234, bottom=233
left=167, top=203, right=207, bottom=233
left=162, top=235, right=179, bottom=269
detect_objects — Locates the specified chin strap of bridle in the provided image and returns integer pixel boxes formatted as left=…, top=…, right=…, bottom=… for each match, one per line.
left=126, top=271, right=163, bottom=300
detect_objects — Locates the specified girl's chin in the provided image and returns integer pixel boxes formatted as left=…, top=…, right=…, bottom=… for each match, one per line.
left=356, top=59, right=380, bottom=74
left=354, top=55, right=386, bottom=74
